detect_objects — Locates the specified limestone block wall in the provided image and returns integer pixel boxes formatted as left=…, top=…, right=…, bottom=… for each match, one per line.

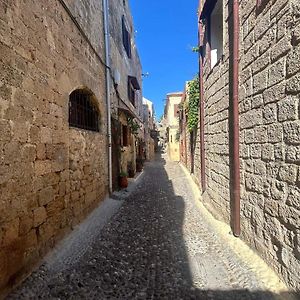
left=0, top=0, right=108, bottom=295
left=201, top=26, right=231, bottom=223
left=119, top=111, right=136, bottom=173
left=192, top=0, right=300, bottom=290
left=239, top=0, right=300, bottom=290
left=181, top=126, right=201, bottom=184
left=167, top=128, right=180, bottom=162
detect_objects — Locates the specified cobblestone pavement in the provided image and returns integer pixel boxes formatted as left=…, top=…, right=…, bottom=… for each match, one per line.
left=8, top=154, right=295, bottom=300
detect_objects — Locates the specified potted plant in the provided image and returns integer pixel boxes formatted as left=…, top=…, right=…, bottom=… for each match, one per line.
left=127, top=162, right=135, bottom=178
left=119, top=171, right=128, bottom=188
left=136, top=157, right=143, bottom=172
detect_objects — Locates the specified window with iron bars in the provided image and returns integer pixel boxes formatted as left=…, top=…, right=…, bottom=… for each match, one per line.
left=69, top=89, right=99, bottom=132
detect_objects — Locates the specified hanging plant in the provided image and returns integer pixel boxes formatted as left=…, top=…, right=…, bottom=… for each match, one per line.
left=127, top=116, right=140, bottom=137
left=187, top=75, right=200, bottom=132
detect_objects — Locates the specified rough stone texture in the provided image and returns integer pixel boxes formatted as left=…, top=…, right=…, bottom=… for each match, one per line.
left=109, top=0, right=143, bottom=119
left=7, top=155, right=296, bottom=300
left=0, top=0, right=108, bottom=296
left=240, top=0, right=299, bottom=291
left=107, top=0, right=144, bottom=185
left=180, top=0, right=300, bottom=292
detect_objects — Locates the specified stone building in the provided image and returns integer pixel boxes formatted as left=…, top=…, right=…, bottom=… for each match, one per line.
left=109, top=0, right=144, bottom=182
left=157, top=118, right=168, bottom=150
left=143, top=97, right=156, bottom=160
left=179, top=82, right=201, bottom=180
left=180, top=0, right=300, bottom=290
left=0, top=0, right=143, bottom=296
left=164, top=92, right=182, bottom=161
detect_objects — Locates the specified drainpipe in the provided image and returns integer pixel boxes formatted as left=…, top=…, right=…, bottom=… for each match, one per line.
left=198, top=0, right=206, bottom=192
left=103, top=0, right=113, bottom=194
left=232, top=0, right=241, bottom=237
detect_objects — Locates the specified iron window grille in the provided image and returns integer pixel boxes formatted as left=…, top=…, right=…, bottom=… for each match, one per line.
left=69, top=89, right=99, bottom=132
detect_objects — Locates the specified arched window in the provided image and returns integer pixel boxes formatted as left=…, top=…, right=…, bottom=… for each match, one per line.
left=69, top=89, right=100, bottom=132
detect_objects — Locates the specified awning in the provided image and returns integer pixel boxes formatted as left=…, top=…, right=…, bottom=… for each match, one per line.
left=128, top=76, right=141, bottom=90
left=118, top=106, right=136, bottom=118
left=118, top=101, right=143, bottom=124
left=200, top=0, right=218, bottom=20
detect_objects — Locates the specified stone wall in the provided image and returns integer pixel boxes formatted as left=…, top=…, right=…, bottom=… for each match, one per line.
left=119, top=111, right=137, bottom=173
left=0, top=0, right=108, bottom=295
left=167, top=127, right=180, bottom=162
left=109, top=0, right=143, bottom=119
left=180, top=107, right=201, bottom=184
left=239, top=0, right=300, bottom=290
left=183, top=0, right=300, bottom=290
left=108, top=0, right=143, bottom=182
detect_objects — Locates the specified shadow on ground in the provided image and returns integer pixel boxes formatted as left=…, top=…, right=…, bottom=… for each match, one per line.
left=7, top=153, right=300, bottom=300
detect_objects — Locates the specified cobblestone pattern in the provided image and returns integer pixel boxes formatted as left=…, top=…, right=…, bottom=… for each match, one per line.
left=184, top=0, right=300, bottom=290
left=8, top=156, right=293, bottom=299
left=0, top=0, right=108, bottom=294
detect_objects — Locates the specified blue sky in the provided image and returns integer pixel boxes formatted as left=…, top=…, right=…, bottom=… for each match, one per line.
left=130, top=0, right=199, bottom=119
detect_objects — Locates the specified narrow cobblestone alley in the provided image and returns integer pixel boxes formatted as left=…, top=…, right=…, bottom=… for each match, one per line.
left=8, top=154, right=295, bottom=300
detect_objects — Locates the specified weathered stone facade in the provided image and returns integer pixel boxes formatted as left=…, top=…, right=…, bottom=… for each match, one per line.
left=164, top=92, right=182, bottom=162
left=0, top=0, right=108, bottom=295
left=143, top=97, right=156, bottom=161
left=239, top=0, right=300, bottom=290
left=108, top=0, right=144, bottom=181
left=181, top=0, right=300, bottom=291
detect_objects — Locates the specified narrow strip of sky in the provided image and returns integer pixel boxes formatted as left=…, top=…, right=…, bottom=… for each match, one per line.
left=130, top=0, right=199, bottom=119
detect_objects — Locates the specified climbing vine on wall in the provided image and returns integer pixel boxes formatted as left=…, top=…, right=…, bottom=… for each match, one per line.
left=127, top=116, right=140, bottom=137
left=187, top=76, right=200, bottom=132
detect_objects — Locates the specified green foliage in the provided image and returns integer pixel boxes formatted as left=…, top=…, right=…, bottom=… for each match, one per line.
left=119, top=170, right=128, bottom=177
left=127, top=116, right=140, bottom=137
left=191, top=46, right=200, bottom=53
left=187, top=76, right=200, bottom=132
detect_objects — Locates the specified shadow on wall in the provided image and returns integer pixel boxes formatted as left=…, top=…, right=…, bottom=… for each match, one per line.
left=7, top=153, right=300, bottom=299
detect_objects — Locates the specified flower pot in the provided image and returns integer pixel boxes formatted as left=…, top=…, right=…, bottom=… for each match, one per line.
left=119, top=176, right=128, bottom=188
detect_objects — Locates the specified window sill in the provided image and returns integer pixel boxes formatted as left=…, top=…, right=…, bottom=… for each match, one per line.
left=69, top=126, right=100, bottom=133
left=206, top=54, right=225, bottom=78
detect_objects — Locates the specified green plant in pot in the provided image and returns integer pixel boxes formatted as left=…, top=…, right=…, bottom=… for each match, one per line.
left=119, top=171, right=128, bottom=189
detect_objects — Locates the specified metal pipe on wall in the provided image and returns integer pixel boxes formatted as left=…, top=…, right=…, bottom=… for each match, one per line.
left=232, top=0, right=241, bottom=237
left=103, top=0, right=113, bottom=194
left=198, top=0, right=206, bottom=192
